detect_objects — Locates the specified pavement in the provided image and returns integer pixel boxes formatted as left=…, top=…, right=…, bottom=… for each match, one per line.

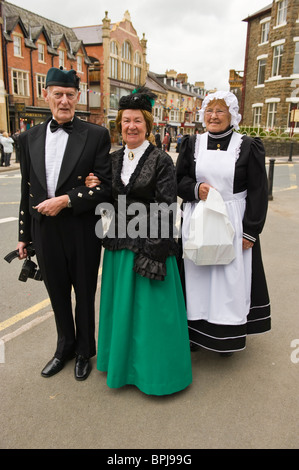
left=1, top=146, right=299, bottom=451
left=1, top=144, right=299, bottom=173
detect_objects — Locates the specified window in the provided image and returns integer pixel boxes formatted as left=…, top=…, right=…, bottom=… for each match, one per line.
left=294, top=42, right=299, bottom=74
left=110, top=41, right=119, bottom=79
left=78, top=83, right=87, bottom=105
left=257, top=59, right=266, bottom=84
left=272, top=44, right=284, bottom=76
left=288, top=103, right=299, bottom=129
left=276, top=0, right=288, bottom=26
left=12, top=70, right=29, bottom=96
left=38, top=43, right=45, bottom=62
left=59, top=50, right=65, bottom=69
left=170, top=110, right=179, bottom=122
left=121, top=41, right=132, bottom=82
left=133, top=51, right=142, bottom=85
left=110, top=57, right=118, bottom=79
left=77, top=55, right=83, bottom=73
left=267, top=102, right=277, bottom=128
left=261, top=21, right=270, bottom=43
left=110, top=41, right=118, bottom=55
left=13, top=36, right=22, bottom=56
left=122, top=41, right=131, bottom=61
left=134, top=67, right=141, bottom=85
left=36, top=74, right=46, bottom=98
left=154, top=106, right=163, bottom=121
left=253, top=107, right=262, bottom=126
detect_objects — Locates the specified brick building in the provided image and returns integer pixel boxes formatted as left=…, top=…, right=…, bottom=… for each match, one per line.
left=0, top=1, right=91, bottom=133
left=241, top=0, right=299, bottom=132
left=73, top=11, right=148, bottom=142
left=147, top=70, right=204, bottom=140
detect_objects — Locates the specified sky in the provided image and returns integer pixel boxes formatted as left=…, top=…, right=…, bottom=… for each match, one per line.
left=7, top=0, right=271, bottom=91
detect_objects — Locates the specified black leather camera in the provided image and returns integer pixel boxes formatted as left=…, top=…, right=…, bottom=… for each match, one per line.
left=4, top=243, right=43, bottom=282
left=18, top=258, right=43, bottom=282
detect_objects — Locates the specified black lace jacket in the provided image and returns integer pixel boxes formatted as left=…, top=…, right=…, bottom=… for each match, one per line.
left=103, top=143, right=179, bottom=280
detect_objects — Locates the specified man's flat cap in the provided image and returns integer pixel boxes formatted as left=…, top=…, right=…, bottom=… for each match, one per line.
left=46, top=67, right=80, bottom=89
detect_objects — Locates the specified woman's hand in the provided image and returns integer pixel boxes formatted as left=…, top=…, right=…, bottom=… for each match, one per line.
left=242, top=238, right=254, bottom=250
left=198, top=183, right=213, bottom=200
left=85, top=172, right=101, bottom=188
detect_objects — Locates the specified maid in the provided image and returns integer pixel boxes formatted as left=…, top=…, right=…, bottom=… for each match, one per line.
left=176, top=91, right=270, bottom=355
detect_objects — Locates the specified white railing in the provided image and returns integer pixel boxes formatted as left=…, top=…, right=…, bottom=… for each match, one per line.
left=239, top=126, right=299, bottom=140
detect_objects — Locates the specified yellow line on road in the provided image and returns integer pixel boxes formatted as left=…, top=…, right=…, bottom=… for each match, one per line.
left=0, top=298, right=51, bottom=332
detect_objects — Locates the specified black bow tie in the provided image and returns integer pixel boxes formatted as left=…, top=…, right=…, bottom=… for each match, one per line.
left=50, top=119, right=73, bottom=135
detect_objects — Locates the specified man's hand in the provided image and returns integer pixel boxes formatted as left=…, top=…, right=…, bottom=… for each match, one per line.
left=33, top=195, right=69, bottom=217
left=17, top=241, right=29, bottom=259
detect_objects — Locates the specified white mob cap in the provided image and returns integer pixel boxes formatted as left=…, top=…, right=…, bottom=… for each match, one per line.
left=198, top=91, right=242, bottom=130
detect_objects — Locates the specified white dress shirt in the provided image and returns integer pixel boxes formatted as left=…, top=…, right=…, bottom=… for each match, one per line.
left=121, top=140, right=150, bottom=186
left=45, top=120, right=69, bottom=198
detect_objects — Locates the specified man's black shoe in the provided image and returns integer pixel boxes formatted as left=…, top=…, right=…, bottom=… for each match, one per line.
left=75, top=355, right=91, bottom=381
left=41, top=357, right=65, bottom=377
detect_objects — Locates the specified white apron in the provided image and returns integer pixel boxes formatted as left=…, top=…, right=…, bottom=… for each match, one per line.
left=182, top=132, right=252, bottom=325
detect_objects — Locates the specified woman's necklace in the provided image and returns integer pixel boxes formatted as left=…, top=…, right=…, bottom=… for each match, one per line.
left=128, top=151, right=135, bottom=161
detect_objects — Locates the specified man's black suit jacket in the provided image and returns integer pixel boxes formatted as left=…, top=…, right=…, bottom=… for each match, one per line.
left=18, top=115, right=112, bottom=243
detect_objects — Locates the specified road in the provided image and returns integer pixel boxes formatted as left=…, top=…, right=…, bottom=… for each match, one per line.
left=1, top=155, right=299, bottom=450
left=0, top=158, right=298, bottom=350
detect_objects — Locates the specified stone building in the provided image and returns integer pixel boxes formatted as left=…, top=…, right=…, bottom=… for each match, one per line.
left=242, top=0, right=299, bottom=132
left=73, top=11, right=148, bottom=143
left=146, top=70, right=204, bottom=141
left=0, top=1, right=91, bottom=133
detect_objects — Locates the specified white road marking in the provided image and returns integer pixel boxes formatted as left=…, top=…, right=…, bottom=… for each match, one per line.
left=0, top=217, right=18, bottom=224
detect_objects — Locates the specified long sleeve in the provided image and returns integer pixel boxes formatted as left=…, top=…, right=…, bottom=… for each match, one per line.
left=67, top=126, right=112, bottom=215
left=133, top=151, right=178, bottom=281
left=176, top=135, right=197, bottom=202
left=18, top=135, right=32, bottom=243
left=241, top=137, right=268, bottom=241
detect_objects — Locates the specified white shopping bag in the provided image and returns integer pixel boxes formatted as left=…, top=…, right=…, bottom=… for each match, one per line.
left=183, top=188, right=235, bottom=265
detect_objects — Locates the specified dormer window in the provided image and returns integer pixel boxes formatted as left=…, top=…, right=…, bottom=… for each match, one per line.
left=13, top=35, right=22, bottom=57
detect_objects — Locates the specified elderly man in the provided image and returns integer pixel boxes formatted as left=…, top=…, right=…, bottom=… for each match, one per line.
left=17, top=67, right=111, bottom=380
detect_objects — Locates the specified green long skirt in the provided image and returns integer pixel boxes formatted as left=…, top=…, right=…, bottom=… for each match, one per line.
left=97, top=249, right=192, bottom=396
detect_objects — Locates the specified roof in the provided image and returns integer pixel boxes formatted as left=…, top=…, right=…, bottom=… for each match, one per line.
left=3, top=1, right=78, bottom=42
left=242, top=4, right=272, bottom=22
left=72, top=25, right=104, bottom=45
left=2, top=1, right=91, bottom=63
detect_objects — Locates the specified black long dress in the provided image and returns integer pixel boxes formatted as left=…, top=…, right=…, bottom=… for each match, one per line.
left=176, top=128, right=271, bottom=352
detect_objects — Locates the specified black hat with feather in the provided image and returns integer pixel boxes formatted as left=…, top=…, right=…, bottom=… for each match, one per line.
left=118, top=86, right=157, bottom=113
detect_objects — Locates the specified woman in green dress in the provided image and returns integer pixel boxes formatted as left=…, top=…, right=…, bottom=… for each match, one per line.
left=86, top=87, right=192, bottom=395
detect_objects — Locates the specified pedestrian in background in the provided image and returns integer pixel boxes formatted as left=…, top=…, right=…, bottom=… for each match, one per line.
left=154, top=129, right=162, bottom=148
left=0, top=132, right=14, bottom=166
left=176, top=90, right=270, bottom=355
left=12, top=129, right=21, bottom=163
left=0, top=132, right=14, bottom=167
left=0, top=129, right=4, bottom=166
left=176, top=133, right=182, bottom=153
left=16, top=67, right=112, bottom=381
left=162, top=132, right=169, bottom=151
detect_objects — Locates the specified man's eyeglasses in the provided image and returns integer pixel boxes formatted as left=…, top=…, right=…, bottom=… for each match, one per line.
left=51, top=92, right=78, bottom=101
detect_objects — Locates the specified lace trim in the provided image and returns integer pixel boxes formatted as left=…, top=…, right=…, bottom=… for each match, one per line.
left=208, top=127, right=234, bottom=139
left=194, top=134, right=200, bottom=162
left=234, top=134, right=243, bottom=162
